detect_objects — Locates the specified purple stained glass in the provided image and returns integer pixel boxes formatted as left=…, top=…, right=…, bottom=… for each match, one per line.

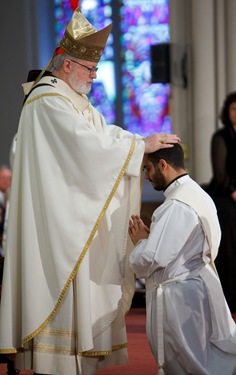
left=120, top=0, right=172, bottom=136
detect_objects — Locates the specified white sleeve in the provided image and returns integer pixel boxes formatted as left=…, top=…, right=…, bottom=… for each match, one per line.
left=103, top=124, right=145, bottom=177
left=129, top=200, right=200, bottom=278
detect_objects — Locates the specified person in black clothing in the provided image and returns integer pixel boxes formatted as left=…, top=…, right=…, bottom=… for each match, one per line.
left=208, top=91, right=236, bottom=313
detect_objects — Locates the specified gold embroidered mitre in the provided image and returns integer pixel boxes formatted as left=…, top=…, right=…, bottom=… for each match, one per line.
left=59, top=7, right=112, bottom=62
left=30, top=7, right=112, bottom=88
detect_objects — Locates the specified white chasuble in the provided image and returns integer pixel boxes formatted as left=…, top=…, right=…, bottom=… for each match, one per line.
left=0, top=76, right=145, bottom=374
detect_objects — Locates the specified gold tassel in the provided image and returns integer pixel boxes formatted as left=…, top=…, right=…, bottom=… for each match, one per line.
left=32, top=56, right=54, bottom=88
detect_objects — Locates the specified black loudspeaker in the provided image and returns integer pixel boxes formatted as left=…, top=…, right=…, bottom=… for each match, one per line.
left=150, top=43, right=170, bottom=84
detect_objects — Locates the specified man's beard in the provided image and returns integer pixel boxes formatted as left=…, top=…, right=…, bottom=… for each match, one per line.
left=76, top=82, right=92, bottom=95
left=69, top=72, right=92, bottom=94
left=152, top=166, right=167, bottom=191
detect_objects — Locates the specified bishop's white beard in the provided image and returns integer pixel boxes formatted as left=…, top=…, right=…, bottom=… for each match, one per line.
left=76, top=82, right=92, bottom=95
left=68, top=70, right=92, bottom=95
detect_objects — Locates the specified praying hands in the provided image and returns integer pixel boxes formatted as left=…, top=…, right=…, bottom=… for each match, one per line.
left=128, top=214, right=150, bottom=245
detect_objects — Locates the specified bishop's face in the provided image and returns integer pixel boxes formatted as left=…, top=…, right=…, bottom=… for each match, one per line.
left=67, top=58, right=98, bottom=95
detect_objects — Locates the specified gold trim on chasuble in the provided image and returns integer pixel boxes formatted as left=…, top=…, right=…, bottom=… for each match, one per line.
left=19, top=98, right=136, bottom=355
left=33, top=341, right=127, bottom=357
left=24, top=92, right=81, bottom=113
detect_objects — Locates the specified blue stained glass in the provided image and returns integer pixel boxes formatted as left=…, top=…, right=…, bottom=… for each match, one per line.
left=54, top=0, right=74, bottom=44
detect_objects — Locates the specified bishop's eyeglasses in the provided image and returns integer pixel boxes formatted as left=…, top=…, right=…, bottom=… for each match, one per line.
left=70, top=60, right=98, bottom=75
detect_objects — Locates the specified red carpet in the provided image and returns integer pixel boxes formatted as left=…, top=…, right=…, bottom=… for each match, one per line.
left=0, top=308, right=157, bottom=375
left=98, top=308, right=157, bottom=375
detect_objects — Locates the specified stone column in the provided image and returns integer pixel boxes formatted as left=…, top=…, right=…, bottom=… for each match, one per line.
left=225, top=0, right=236, bottom=92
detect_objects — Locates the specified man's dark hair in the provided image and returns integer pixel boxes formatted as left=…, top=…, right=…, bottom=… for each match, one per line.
left=147, top=143, right=185, bottom=170
left=220, top=91, right=236, bottom=128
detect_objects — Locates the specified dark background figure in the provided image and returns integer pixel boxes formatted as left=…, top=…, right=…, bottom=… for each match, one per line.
left=207, top=91, right=236, bottom=313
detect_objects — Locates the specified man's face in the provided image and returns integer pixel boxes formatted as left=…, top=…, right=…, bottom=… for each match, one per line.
left=67, top=59, right=98, bottom=95
left=143, top=156, right=167, bottom=191
left=229, top=102, right=236, bottom=126
left=0, top=168, right=12, bottom=193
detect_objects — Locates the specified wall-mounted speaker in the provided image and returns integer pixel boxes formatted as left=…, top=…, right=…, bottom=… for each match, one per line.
left=150, top=43, right=170, bottom=84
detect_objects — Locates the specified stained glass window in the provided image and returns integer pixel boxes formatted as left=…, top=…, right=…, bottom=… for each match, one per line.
left=120, top=0, right=171, bottom=136
left=54, top=0, right=171, bottom=134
